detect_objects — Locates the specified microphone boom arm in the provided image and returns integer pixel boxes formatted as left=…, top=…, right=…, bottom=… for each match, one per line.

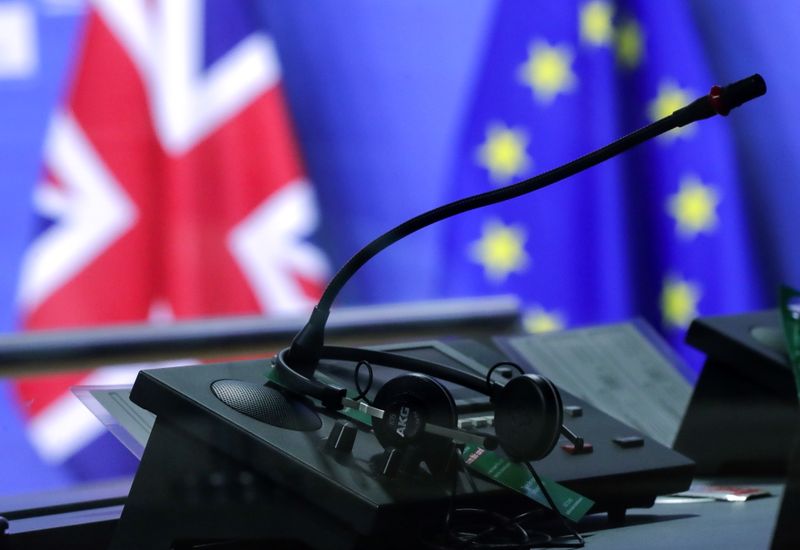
left=286, top=74, right=767, bottom=370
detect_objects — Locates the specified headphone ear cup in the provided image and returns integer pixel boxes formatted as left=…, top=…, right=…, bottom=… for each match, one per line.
left=372, top=373, right=458, bottom=475
left=493, top=374, right=563, bottom=462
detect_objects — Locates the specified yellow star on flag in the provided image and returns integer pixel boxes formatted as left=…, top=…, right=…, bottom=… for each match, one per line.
left=469, top=219, right=530, bottom=283
left=648, top=80, right=695, bottom=140
left=524, top=306, right=566, bottom=334
left=661, top=275, right=701, bottom=328
left=580, top=1, right=614, bottom=46
left=475, top=122, right=532, bottom=185
left=667, top=174, right=721, bottom=238
left=615, top=17, right=644, bottom=69
left=517, top=40, right=577, bottom=104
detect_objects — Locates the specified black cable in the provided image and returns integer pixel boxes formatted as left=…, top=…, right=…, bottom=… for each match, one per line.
left=524, top=463, right=585, bottom=548
left=352, top=359, right=374, bottom=402
left=485, top=361, right=525, bottom=389
left=445, top=447, right=463, bottom=537
left=316, top=115, right=677, bottom=314
left=424, top=448, right=470, bottom=550
left=449, top=508, right=532, bottom=549
left=288, top=110, right=685, bottom=363
left=424, top=453, right=586, bottom=550
left=287, top=74, right=767, bottom=368
left=457, top=447, right=480, bottom=496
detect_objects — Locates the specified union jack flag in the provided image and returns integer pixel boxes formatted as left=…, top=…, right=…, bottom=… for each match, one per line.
left=12, top=0, right=328, bottom=477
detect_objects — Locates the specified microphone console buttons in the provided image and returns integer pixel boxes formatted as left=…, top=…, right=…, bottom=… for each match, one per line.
left=326, top=420, right=357, bottom=453
left=561, top=442, right=593, bottom=455
left=613, top=436, right=645, bottom=449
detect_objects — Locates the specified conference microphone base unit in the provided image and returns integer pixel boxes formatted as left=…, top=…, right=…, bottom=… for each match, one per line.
left=110, top=342, right=694, bottom=549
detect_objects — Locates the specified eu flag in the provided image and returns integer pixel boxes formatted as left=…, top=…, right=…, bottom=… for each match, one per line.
left=442, top=0, right=766, bottom=372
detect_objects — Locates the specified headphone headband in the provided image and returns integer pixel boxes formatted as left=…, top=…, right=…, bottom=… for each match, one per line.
left=273, top=345, right=502, bottom=409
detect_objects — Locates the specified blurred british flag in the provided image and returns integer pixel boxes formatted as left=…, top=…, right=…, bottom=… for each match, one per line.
left=10, top=0, right=328, bottom=481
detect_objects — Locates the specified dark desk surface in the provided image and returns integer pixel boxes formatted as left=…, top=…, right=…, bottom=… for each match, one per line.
left=578, top=481, right=782, bottom=549
left=0, top=479, right=785, bottom=549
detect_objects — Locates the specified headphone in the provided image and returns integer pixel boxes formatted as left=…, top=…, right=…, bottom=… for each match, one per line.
left=272, top=345, right=581, bottom=471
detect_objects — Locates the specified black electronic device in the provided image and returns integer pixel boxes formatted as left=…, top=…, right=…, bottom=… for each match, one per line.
left=265, top=71, right=763, bottom=497
left=266, top=73, right=764, bottom=491
left=110, top=340, right=694, bottom=549
left=675, top=310, right=798, bottom=474
left=110, top=75, right=765, bottom=548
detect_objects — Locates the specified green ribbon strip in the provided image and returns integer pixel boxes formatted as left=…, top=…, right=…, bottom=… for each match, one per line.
left=779, top=285, right=800, bottom=401
left=461, top=444, right=594, bottom=522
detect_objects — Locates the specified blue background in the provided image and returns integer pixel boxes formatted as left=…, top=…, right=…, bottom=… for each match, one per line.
left=3, top=1, right=800, bottom=323
left=1, top=0, right=800, bottom=495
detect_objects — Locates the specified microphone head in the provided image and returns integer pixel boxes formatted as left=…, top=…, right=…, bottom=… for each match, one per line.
left=710, top=73, right=767, bottom=116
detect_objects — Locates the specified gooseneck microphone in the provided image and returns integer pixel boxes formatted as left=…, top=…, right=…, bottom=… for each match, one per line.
left=260, top=74, right=767, bottom=470
left=280, top=73, right=766, bottom=376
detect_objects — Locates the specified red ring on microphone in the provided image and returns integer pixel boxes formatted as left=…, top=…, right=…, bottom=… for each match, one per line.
left=709, top=84, right=730, bottom=116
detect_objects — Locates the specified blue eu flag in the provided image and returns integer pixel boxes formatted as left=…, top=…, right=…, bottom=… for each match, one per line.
left=442, top=0, right=766, bottom=371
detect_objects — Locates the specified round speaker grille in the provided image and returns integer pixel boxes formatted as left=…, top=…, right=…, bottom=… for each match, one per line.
left=211, top=379, right=321, bottom=432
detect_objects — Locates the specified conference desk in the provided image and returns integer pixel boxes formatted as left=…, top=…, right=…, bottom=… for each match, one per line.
left=0, top=478, right=785, bottom=548
left=0, top=306, right=793, bottom=548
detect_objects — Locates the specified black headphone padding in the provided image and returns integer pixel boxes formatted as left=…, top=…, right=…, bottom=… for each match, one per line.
left=493, top=375, right=563, bottom=462
left=372, top=374, right=459, bottom=475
